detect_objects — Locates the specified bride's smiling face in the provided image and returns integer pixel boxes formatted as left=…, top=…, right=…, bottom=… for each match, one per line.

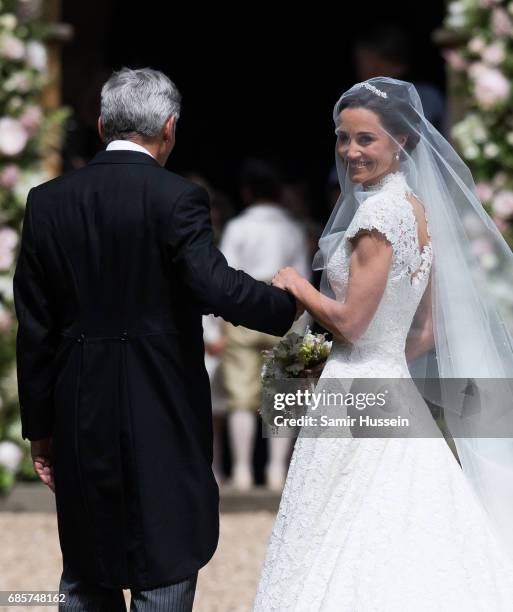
left=336, top=107, right=406, bottom=187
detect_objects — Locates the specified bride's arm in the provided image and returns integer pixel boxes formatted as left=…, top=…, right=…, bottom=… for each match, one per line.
left=405, top=271, right=434, bottom=361
left=272, top=230, right=393, bottom=343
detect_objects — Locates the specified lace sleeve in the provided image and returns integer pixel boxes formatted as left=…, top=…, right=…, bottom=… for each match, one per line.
left=345, top=194, right=405, bottom=249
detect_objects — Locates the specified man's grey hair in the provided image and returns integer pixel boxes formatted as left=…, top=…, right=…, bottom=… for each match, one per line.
left=100, top=67, right=182, bottom=143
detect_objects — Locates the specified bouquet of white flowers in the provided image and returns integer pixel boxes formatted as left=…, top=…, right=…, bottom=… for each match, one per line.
left=261, top=327, right=332, bottom=381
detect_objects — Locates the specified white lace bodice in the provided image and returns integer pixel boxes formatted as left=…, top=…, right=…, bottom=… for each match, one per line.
left=253, top=171, right=513, bottom=612
left=323, top=171, right=433, bottom=377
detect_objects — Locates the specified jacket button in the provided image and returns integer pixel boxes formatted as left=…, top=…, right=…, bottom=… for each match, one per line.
left=77, top=333, right=85, bottom=344
left=121, top=331, right=128, bottom=342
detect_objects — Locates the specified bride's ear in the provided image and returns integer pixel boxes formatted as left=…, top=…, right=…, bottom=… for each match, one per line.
left=394, top=135, right=408, bottom=160
left=398, top=134, right=408, bottom=149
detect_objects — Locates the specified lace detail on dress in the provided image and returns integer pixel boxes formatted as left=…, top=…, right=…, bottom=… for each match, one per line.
left=344, top=171, right=432, bottom=287
left=253, top=170, right=513, bottom=610
left=322, top=171, right=433, bottom=371
left=411, top=242, right=433, bottom=287
left=253, top=435, right=513, bottom=611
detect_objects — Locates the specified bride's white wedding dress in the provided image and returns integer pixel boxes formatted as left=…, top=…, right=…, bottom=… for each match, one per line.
left=253, top=172, right=513, bottom=612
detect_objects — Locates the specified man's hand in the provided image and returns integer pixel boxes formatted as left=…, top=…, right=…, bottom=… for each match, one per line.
left=31, top=437, right=55, bottom=493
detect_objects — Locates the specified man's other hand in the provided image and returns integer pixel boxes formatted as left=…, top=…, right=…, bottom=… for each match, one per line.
left=31, top=437, right=55, bottom=493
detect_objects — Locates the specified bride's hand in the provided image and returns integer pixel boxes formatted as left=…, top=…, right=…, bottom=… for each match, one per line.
left=271, top=267, right=304, bottom=294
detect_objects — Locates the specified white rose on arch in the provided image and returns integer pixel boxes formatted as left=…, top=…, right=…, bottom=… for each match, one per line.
left=0, top=164, right=19, bottom=189
left=19, top=105, right=43, bottom=137
left=492, top=191, right=513, bottom=219
left=481, top=42, right=506, bottom=67
left=491, top=7, right=513, bottom=37
left=472, top=67, right=511, bottom=109
left=0, top=275, right=14, bottom=302
left=0, top=118, right=28, bottom=156
left=4, top=71, right=33, bottom=94
left=468, top=36, right=486, bottom=54
left=484, top=142, right=500, bottom=158
left=0, top=14, right=18, bottom=31
left=25, top=40, right=47, bottom=73
left=0, top=227, right=19, bottom=271
left=13, top=169, right=48, bottom=206
left=0, top=440, right=23, bottom=473
left=0, top=33, right=25, bottom=60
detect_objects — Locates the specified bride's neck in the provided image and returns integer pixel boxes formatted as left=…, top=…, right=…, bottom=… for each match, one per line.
left=362, top=160, right=402, bottom=189
left=363, top=169, right=400, bottom=190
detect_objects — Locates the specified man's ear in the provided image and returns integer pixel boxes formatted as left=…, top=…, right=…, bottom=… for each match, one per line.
left=164, top=115, right=177, bottom=141
left=97, top=117, right=105, bottom=142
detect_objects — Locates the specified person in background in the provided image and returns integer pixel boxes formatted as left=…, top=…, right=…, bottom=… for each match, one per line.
left=203, top=312, right=227, bottom=486
left=188, top=173, right=236, bottom=487
left=353, top=24, right=447, bottom=136
left=282, top=178, right=326, bottom=261
left=220, top=159, right=310, bottom=492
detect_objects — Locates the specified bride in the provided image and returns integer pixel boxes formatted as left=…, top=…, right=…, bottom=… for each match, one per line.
left=253, top=77, right=513, bottom=611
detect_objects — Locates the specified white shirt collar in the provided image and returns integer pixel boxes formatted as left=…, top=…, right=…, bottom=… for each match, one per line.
left=243, top=203, right=287, bottom=217
left=106, top=140, right=155, bottom=159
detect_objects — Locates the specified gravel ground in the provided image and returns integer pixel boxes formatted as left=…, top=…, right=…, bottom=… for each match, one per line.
left=0, top=511, right=275, bottom=612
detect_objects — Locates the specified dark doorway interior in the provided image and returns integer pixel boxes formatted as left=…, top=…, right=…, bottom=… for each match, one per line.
left=62, top=1, right=445, bottom=219
left=61, top=1, right=446, bottom=484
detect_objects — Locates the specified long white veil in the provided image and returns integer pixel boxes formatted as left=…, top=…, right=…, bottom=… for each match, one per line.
left=313, top=76, right=513, bottom=560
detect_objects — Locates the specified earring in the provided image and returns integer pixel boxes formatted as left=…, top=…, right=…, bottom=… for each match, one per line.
left=395, top=151, right=400, bottom=161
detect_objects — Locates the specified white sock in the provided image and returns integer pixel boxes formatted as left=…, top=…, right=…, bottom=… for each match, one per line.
left=228, top=410, right=256, bottom=472
left=212, top=417, right=224, bottom=479
left=268, top=437, right=291, bottom=472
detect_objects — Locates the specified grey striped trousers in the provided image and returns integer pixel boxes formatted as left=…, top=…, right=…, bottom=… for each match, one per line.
left=58, top=563, right=198, bottom=611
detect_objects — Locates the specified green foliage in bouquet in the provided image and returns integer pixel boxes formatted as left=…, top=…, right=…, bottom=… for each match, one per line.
left=444, top=0, right=513, bottom=247
left=262, top=328, right=332, bottom=380
left=0, top=0, right=69, bottom=494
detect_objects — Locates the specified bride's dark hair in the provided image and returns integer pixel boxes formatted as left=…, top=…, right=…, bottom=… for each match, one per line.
left=336, top=83, right=421, bottom=153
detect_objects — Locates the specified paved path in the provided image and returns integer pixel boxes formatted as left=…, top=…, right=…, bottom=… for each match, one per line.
left=0, top=511, right=275, bottom=611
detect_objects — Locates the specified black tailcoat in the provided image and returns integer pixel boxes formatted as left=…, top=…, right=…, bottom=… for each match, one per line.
left=13, top=150, right=296, bottom=589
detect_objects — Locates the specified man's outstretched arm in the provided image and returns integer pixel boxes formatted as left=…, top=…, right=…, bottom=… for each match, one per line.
left=167, top=184, right=297, bottom=336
